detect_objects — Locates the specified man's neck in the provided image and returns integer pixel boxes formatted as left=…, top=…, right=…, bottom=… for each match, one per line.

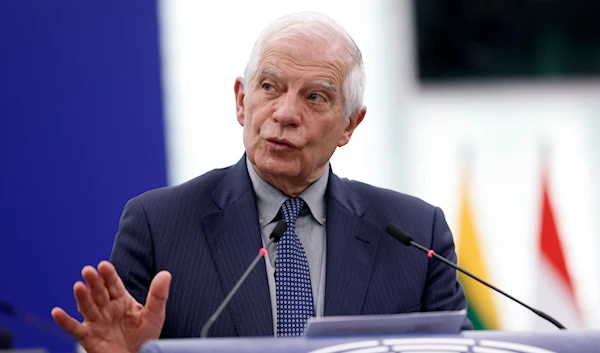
left=250, top=163, right=328, bottom=198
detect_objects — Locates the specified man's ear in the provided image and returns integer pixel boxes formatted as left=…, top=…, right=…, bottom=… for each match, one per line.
left=338, top=107, right=366, bottom=147
left=234, top=77, right=245, bottom=126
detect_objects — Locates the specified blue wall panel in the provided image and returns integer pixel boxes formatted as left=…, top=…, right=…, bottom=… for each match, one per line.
left=0, top=1, right=168, bottom=351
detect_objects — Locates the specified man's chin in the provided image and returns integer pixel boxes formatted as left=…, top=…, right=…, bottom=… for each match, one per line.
left=253, top=156, right=300, bottom=179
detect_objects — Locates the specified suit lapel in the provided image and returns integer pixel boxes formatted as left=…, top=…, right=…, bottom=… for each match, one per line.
left=324, top=171, right=381, bottom=316
left=202, top=156, right=273, bottom=336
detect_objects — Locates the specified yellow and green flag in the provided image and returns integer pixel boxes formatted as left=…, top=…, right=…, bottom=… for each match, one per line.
left=457, top=176, right=500, bottom=330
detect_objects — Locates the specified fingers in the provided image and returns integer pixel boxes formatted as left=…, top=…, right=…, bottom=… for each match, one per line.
left=51, top=307, right=87, bottom=341
left=73, top=281, right=101, bottom=322
left=82, top=265, right=110, bottom=308
left=145, top=271, right=172, bottom=317
left=98, top=261, right=127, bottom=300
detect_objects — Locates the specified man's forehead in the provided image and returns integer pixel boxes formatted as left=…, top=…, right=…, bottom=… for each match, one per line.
left=258, top=40, right=346, bottom=73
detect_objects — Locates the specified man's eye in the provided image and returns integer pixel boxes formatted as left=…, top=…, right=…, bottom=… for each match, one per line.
left=262, top=83, right=275, bottom=91
left=308, top=93, right=325, bottom=102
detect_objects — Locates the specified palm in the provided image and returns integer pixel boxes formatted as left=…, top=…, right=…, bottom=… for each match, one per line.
left=52, top=261, right=171, bottom=353
left=78, top=295, right=147, bottom=353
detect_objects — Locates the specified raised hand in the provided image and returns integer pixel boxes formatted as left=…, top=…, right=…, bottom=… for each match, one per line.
left=51, top=261, right=171, bottom=353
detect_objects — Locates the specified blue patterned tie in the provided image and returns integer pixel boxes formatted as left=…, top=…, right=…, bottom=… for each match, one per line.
left=276, top=198, right=315, bottom=336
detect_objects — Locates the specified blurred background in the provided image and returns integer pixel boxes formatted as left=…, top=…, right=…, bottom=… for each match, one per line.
left=1, top=0, right=599, bottom=351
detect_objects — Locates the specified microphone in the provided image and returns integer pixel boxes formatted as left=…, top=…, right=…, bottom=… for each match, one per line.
left=0, top=300, right=74, bottom=344
left=385, top=223, right=567, bottom=330
left=200, top=221, right=287, bottom=338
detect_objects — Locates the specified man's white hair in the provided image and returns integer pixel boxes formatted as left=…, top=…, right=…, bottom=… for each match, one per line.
left=243, top=12, right=366, bottom=120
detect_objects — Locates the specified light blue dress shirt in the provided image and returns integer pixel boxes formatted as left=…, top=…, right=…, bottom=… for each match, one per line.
left=246, top=158, right=328, bottom=335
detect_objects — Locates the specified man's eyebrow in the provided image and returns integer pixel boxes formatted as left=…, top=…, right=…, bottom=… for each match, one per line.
left=258, top=69, right=338, bottom=93
left=258, top=68, right=280, bottom=78
left=315, top=81, right=337, bottom=93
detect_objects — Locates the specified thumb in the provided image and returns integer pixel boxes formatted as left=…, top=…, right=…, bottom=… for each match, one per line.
left=145, top=270, right=172, bottom=317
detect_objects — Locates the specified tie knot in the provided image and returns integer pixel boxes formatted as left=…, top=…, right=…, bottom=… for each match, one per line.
left=280, top=198, right=304, bottom=229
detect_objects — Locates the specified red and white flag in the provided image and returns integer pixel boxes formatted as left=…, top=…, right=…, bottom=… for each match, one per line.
left=535, top=170, right=583, bottom=329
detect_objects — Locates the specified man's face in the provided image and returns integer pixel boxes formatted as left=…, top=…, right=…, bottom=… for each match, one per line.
left=235, top=38, right=364, bottom=189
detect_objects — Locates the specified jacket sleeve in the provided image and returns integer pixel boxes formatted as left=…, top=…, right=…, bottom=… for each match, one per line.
left=421, top=207, right=474, bottom=330
left=109, top=197, right=156, bottom=307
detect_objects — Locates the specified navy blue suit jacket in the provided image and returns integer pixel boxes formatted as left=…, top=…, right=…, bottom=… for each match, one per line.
left=110, top=156, right=472, bottom=338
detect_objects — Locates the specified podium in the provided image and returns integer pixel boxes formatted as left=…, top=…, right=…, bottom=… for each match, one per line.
left=140, top=311, right=599, bottom=353
left=140, top=311, right=600, bottom=353
left=140, top=330, right=600, bottom=353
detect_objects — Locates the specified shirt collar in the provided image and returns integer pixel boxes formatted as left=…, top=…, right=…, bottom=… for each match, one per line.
left=246, top=157, right=328, bottom=227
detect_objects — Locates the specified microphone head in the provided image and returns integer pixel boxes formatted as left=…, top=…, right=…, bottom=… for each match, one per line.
left=386, top=223, right=413, bottom=246
left=270, top=221, right=287, bottom=243
left=0, top=301, right=15, bottom=317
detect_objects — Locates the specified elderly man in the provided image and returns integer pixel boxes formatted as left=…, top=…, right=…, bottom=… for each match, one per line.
left=52, top=12, right=471, bottom=353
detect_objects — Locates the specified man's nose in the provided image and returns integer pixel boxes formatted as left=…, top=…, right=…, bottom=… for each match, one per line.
left=273, top=91, right=301, bottom=127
